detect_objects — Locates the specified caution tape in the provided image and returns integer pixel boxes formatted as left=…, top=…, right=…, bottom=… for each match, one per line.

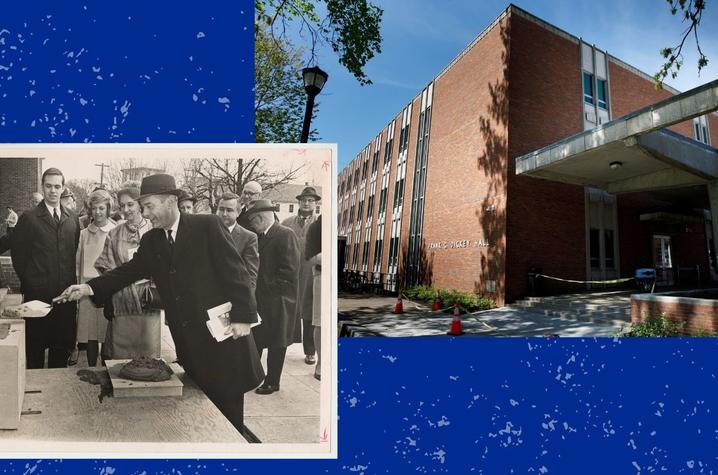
left=535, top=274, right=636, bottom=285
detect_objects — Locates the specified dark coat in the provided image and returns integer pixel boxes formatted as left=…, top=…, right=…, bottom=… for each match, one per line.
left=11, top=202, right=80, bottom=349
left=252, top=222, right=300, bottom=349
left=88, top=213, right=265, bottom=399
left=230, top=224, right=259, bottom=291
left=0, top=228, right=11, bottom=255
left=282, top=214, right=317, bottom=322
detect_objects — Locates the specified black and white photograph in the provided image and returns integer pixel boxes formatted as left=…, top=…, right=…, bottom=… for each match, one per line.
left=0, top=144, right=336, bottom=457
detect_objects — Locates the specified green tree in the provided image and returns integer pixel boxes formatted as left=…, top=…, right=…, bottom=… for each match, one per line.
left=255, top=28, right=318, bottom=142
left=255, top=0, right=383, bottom=85
left=655, top=0, right=709, bottom=89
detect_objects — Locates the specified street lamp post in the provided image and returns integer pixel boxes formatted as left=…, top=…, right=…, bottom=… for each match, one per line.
left=300, top=66, right=328, bottom=143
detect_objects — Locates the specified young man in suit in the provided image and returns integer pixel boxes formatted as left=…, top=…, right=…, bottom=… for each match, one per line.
left=244, top=199, right=301, bottom=395
left=57, top=174, right=264, bottom=433
left=216, top=191, right=259, bottom=290
left=12, top=168, right=81, bottom=368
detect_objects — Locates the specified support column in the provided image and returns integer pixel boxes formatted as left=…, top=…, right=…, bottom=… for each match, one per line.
left=707, top=181, right=718, bottom=280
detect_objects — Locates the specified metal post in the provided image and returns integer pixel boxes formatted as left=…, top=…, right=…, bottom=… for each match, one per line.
left=300, top=93, right=316, bottom=144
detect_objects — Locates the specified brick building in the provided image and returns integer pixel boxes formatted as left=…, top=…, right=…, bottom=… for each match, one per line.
left=337, top=5, right=718, bottom=306
left=0, top=157, right=42, bottom=288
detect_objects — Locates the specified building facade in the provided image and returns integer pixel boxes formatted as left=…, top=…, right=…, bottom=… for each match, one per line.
left=337, top=5, right=718, bottom=306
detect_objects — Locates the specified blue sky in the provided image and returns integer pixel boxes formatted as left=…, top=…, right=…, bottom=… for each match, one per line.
left=300, top=0, right=718, bottom=169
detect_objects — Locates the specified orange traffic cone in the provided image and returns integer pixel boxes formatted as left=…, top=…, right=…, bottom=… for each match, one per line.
left=432, top=291, right=443, bottom=311
left=447, top=304, right=465, bottom=336
left=393, top=295, right=404, bottom=314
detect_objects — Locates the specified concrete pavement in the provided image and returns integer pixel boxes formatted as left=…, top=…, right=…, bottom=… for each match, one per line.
left=70, top=313, right=321, bottom=444
left=339, top=292, right=629, bottom=337
left=159, top=316, right=321, bottom=443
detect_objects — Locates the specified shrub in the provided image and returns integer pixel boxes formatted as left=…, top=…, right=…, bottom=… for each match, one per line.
left=403, top=285, right=494, bottom=312
left=619, top=313, right=685, bottom=337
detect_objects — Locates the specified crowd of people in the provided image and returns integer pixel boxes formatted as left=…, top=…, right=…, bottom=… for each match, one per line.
left=1, top=167, right=323, bottom=434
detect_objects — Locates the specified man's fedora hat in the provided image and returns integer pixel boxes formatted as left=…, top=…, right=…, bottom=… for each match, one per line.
left=244, top=199, right=279, bottom=215
left=296, top=186, right=321, bottom=201
left=60, top=188, right=74, bottom=198
left=177, top=190, right=197, bottom=204
left=138, top=174, right=183, bottom=200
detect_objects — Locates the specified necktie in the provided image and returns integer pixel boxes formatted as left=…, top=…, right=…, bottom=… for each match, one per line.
left=53, top=208, right=60, bottom=223
left=167, top=229, right=175, bottom=247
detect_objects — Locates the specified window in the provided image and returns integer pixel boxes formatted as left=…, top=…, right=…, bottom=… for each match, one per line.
left=379, top=188, right=388, bottom=214
left=597, top=79, right=608, bottom=110
left=604, top=230, right=615, bottom=269
left=583, top=72, right=594, bottom=105
left=289, top=204, right=294, bottom=213
left=589, top=228, right=600, bottom=269
left=374, top=240, right=383, bottom=267
left=384, top=138, right=393, bottom=165
left=694, top=115, right=711, bottom=145
left=366, top=195, right=374, bottom=219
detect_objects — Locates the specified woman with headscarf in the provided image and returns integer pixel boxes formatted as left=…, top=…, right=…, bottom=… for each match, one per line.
left=76, top=189, right=117, bottom=366
left=95, top=184, right=162, bottom=360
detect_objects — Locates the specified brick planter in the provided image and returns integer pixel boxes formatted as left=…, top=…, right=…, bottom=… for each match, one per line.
left=630, top=289, right=718, bottom=335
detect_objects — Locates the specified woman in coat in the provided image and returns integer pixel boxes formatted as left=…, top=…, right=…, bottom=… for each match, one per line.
left=76, top=189, right=116, bottom=366
left=94, top=184, right=161, bottom=360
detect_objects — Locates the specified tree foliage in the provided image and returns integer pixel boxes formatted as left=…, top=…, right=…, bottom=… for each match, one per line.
left=256, top=0, right=383, bottom=85
left=255, top=28, right=318, bottom=142
left=655, top=0, right=709, bottom=89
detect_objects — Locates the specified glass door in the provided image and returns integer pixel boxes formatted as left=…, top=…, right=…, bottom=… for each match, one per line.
left=652, top=235, right=674, bottom=286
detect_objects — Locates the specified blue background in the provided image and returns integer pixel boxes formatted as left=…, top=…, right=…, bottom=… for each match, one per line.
left=3, top=1, right=718, bottom=474
left=3, top=338, right=718, bottom=473
left=0, top=2, right=253, bottom=142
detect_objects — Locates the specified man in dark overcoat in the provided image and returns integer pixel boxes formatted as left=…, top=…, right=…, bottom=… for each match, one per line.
left=236, top=181, right=262, bottom=229
left=281, top=186, right=321, bottom=365
left=216, top=192, right=259, bottom=290
left=58, top=174, right=264, bottom=432
left=245, top=199, right=300, bottom=395
left=11, top=168, right=80, bottom=369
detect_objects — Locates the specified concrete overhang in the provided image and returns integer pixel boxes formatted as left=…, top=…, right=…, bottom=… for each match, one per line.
left=515, top=79, right=718, bottom=194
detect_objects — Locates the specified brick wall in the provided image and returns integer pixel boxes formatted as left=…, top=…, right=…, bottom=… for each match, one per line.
left=0, top=257, right=20, bottom=291
left=505, top=14, right=586, bottom=302
left=421, top=15, right=509, bottom=304
left=631, top=294, right=718, bottom=335
left=608, top=60, right=694, bottom=138
left=0, top=157, right=42, bottom=256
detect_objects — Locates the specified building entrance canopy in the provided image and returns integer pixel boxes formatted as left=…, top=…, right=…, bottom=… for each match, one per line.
left=515, top=79, right=718, bottom=194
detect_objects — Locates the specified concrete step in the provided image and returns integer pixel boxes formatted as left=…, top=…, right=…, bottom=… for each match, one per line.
left=508, top=303, right=630, bottom=324
left=511, top=300, right=630, bottom=317
left=517, top=302, right=631, bottom=313
left=519, top=296, right=632, bottom=306
left=509, top=305, right=630, bottom=326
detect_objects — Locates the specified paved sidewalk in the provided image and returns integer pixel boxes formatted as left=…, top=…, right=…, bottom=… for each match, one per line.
left=71, top=314, right=321, bottom=444
left=339, top=292, right=628, bottom=337
left=159, top=317, right=321, bottom=443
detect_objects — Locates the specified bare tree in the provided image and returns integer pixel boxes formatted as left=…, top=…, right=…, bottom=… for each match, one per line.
left=65, top=178, right=97, bottom=214
left=179, top=157, right=305, bottom=213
